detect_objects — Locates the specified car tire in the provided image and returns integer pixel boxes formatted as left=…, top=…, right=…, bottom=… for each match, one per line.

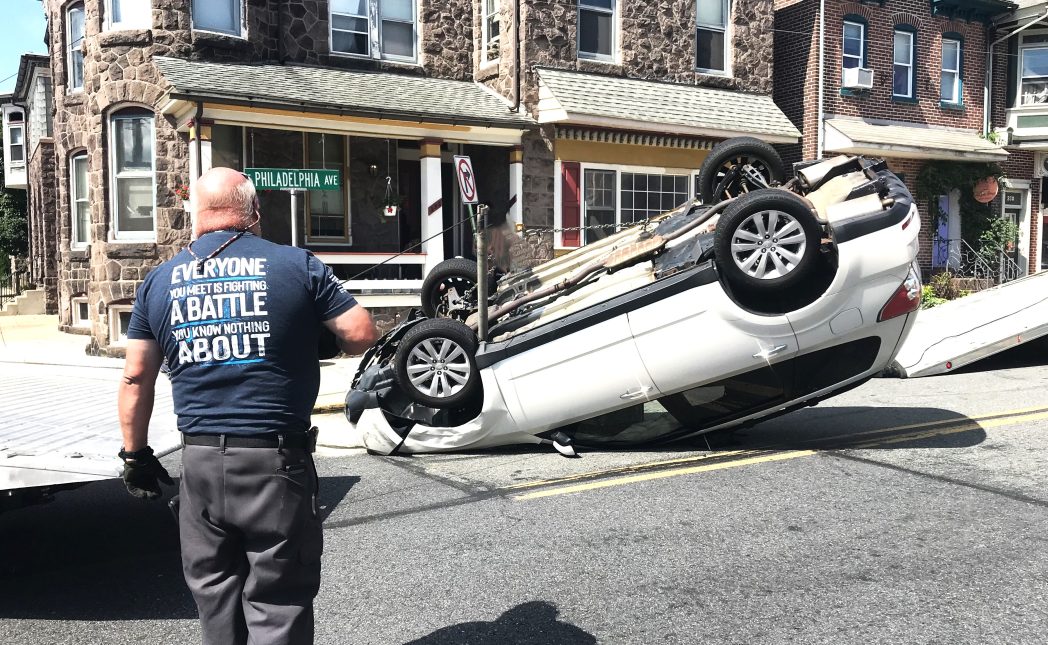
left=697, top=137, right=786, bottom=204
left=393, top=318, right=481, bottom=409
left=421, top=258, right=480, bottom=319
left=714, top=189, right=822, bottom=293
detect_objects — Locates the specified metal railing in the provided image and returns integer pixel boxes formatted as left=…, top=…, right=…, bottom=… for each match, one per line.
left=0, top=272, right=24, bottom=310
left=931, top=235, right=1024, bottom=286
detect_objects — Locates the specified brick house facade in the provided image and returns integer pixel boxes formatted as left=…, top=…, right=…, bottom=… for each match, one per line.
left=10, top=0, right=795, bottom=353
left=774, top=0, right=1037, bottom=278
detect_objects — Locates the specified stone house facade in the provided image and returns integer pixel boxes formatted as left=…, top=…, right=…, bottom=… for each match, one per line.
left=774, top=0, right=1040, bottom=278
left=15, top=0, right=796, bottom=354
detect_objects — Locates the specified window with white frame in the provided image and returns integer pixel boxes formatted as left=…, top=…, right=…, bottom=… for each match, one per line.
left=330, top=0, right=417, bottom=62
left=578, top=0, right=614, bottom=61
left=192, top=0, right=242, bottom=36
left=581, top=167, right=690, bottom=245
left=893, top=29, right=915, bottom=99
left=70, top=153, right=90, bottom=248
left=483, top=0, right=500, bottom=61
left=67, top=3, right=85, bottom=91
left=842, top=20, right=864, bottom=71
left=8, top=119, right=24, bottom=165
left=109, top=304, right=133, bottom=344
left=109, top=109, right=155, bottom=240
left=1020, top=36, right=1048, bottom=105
left=696, top=0, right=729, bottom=73
left=107, top=0, right=152, bottom=30
left=305, top=133, right=351, bottom=244
left=71, top=296, right=90, bottom=327
left=941, top=37, right=961, bottom=104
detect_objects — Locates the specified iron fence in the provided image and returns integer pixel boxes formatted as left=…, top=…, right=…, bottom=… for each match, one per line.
left=930, top=235, right=1024, bottom=286
left=0, top=272, right=24, bottom=310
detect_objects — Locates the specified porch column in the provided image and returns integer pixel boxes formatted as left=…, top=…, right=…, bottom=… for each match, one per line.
left=508, top=145, right=523, bottom=228
left=420, top=139, right=445, bottom=275
left=188, top=120, right=213, bottom=234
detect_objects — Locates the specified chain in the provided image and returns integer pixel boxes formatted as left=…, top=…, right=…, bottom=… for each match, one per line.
left=517, top=217, right=661, bottom=237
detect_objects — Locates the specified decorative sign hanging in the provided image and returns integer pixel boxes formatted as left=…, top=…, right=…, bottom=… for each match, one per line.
left=973, top=176, right=999, bottom=204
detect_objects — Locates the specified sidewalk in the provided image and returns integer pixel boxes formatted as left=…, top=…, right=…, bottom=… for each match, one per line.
left=0, top=315, right=365, bottom=451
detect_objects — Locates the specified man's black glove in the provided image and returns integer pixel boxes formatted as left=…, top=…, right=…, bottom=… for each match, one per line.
left=119, top=446, right=174, bottom=500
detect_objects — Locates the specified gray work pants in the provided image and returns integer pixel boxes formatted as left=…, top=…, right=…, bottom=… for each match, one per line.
left=178, top=443, right=323, bottom=645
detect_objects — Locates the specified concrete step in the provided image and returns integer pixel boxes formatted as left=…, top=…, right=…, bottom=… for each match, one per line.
left=0, top=289, right=46, bottom=316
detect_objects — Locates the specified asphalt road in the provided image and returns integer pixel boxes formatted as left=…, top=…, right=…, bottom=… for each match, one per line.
left=2, top=339, right=1048, bottom=644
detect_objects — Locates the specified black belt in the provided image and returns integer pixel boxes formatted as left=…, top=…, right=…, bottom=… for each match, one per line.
left=182, top=429, right=317, bottom=451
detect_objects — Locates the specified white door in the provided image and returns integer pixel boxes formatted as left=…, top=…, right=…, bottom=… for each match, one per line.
left=500, top=314, right=657, bottom=431
left=1003, top=188, right=1030, bottom=275
left=627, top=284, right=798, bottom=397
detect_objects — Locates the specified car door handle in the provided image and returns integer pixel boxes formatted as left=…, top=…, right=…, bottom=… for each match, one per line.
left=620, top=386, right=653, bottom=400
left=753, top=344, right=789, bottom=360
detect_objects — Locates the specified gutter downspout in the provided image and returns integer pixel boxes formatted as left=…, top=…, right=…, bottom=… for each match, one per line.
left=194, top=101, right=204, bottom=180
left=816, top=0, right=826, bottom=159
left=985, top=7, right=1048, bottom=137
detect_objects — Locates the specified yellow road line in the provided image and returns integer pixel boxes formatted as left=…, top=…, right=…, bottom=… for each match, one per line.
left=502, top=449, right=753, bottom=491
left=511, top=406, right=1048, bottom=501
left=514, top=451, right=817, bottom=501
left=854, top=409, right=1048, bottom=448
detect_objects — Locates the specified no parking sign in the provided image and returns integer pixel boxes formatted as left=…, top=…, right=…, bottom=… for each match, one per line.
left=453, top=155, right=479, bottom=204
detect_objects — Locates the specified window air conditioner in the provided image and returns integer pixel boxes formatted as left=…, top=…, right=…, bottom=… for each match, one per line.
left=1036, top=153, right=1048, bottom=179
left=842, top=67, right=874, bottom=90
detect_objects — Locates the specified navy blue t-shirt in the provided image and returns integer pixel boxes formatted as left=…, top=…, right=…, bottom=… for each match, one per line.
left=127, top=231, right=357, bottom=435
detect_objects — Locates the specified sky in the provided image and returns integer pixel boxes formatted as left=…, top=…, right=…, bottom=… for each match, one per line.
left=0, top=0, right=48, bottom=94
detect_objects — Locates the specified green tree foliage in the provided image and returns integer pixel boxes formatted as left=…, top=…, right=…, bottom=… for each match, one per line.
left=915, top=161, right=1004, bottom=246
left=0, top=135, right=29, bottom=281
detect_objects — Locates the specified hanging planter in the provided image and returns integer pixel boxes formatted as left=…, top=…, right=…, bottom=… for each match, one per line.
left=182, top=200, right=192, bottom=212
left=973, top=176, right=999, bottom=204
left=381, top=174, right=401, bottom=218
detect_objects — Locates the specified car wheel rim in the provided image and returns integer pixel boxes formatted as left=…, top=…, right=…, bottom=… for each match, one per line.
left=730, top=209, right=807, bottom=280
left=431, top=277, right=475, bottom=317
left=405, top=337, right=472, bottom=398
left=714, top=155, right=772, bottom=198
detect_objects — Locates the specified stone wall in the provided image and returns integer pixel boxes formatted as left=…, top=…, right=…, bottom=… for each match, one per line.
left=518, top=0, right=775, bottom=108
left=28, top=140, right=59, bottom=314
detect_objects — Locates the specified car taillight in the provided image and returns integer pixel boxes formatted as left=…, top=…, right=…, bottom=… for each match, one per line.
left=878, top=266, right=921, bottom=322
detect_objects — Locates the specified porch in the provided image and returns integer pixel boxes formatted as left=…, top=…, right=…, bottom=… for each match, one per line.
left=156, top=57, right=534, bottom=308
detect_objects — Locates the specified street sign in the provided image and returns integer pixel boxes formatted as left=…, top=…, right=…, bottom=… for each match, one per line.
left=245, top=168, right=341, bottom=191
left=453, top=155, right=478, bottom=204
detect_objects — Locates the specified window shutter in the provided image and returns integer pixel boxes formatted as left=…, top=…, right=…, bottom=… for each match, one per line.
left=562, top=162, right=581, bottom=247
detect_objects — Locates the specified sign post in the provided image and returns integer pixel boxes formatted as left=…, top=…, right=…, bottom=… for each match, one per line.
left=245, top=168, right=342, bottom=248
left=453, top=155, right=487, bottom=342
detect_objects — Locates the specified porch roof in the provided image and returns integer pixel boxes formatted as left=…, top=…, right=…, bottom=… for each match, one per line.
left=824, top=117, right=1009, bottom=163
left=154, top=57, right=534, bottom=131
left=535, top=67, right=800, bottom=144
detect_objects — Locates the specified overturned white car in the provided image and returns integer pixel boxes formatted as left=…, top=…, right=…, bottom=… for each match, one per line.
left=345, top=146, right=921, bottom=455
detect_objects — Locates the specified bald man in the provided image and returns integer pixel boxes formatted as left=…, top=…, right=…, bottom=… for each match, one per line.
left=118, top=167, right=377, bottom=645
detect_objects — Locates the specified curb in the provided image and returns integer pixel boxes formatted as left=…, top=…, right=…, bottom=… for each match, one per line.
left=312, top=402, right=346, bottom=415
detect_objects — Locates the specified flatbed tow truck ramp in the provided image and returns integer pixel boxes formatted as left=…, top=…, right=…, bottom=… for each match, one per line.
left=889, top=270, right=1048, bottom=378
left=0, top=364, right=181, bottom=511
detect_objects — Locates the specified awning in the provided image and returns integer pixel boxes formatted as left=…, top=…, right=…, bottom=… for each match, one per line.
left=154, top=57, right=534, bottom=145
left=536, top=67, right=800, bottom=144
left=824, top=117, right=1008, bottom=162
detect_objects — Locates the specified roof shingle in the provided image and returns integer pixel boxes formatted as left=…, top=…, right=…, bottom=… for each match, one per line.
left=154, top=57, right=533, bottom=129
left=536, top=67, right=800, bottom=142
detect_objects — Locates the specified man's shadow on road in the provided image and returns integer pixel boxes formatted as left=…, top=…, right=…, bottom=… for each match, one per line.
left=404, top=600, right=596, bottom=645
left=0, top=474, right=359, bottom=621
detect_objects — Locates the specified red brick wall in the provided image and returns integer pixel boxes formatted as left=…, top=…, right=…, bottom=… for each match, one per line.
left=824, top=1, right=986, bottom=129
left=884, top=157, right=935, bottom=270
left=1001, top=150, right=1041, bottom=270
left=773, top=0, right=820, bottom=165
left=990, top=36, right=1041, bottom=271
